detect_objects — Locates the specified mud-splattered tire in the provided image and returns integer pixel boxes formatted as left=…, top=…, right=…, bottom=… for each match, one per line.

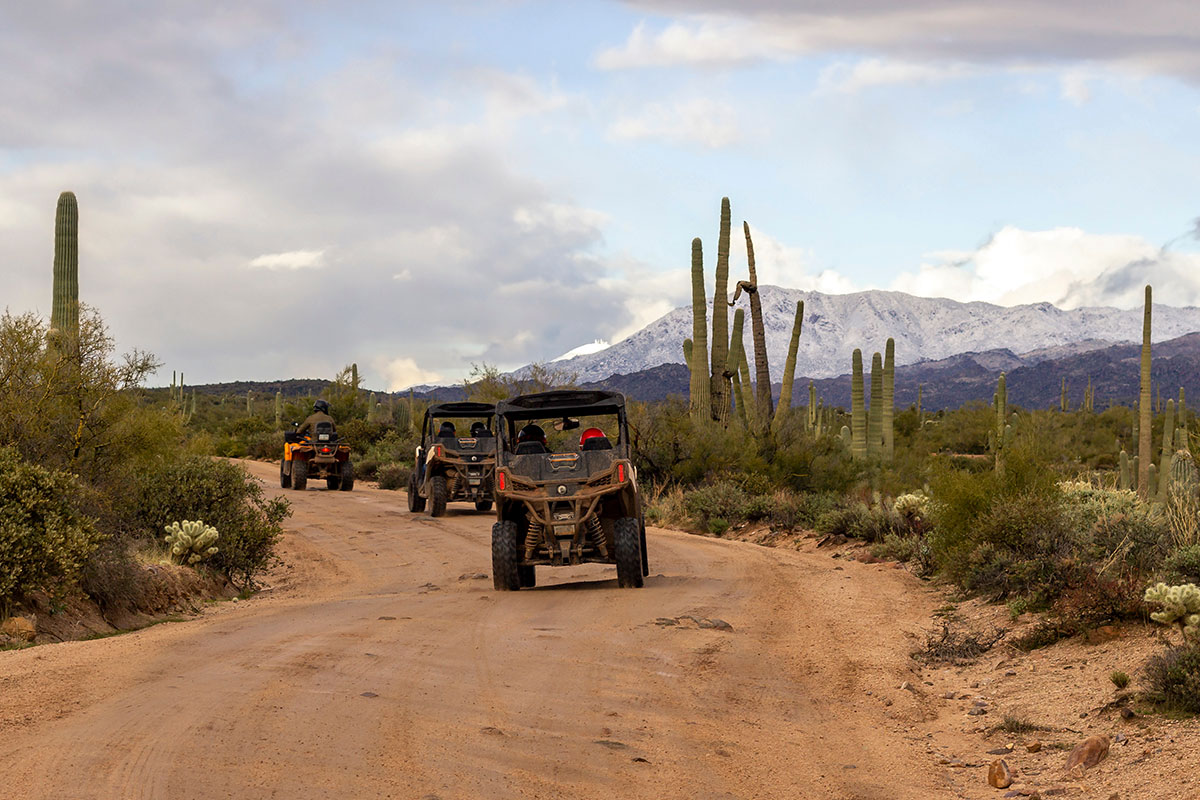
left=430, top=475, right=448, bottom=517
left=518, top=564, right=536, bottom=588
left=492, top=520, right=521, bottom=591
left=292, top=459, right=308, bottom=491
left=474, top=499, right=493, bottom=513
left=614, top=517, right=644, bottom=588
left=640, top=517, right=649, bottom=577
left=339, top=460, right=354, bottom=491
left=280, top=461, right=291, bottom=489
left=407, top=472, right=426, bottom=512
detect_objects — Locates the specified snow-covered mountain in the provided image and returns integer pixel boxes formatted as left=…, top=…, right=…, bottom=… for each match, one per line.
left=545, top=288, right=1200, bottom=383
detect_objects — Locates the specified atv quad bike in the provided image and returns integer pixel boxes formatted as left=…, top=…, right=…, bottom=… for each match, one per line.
left=281, top=421, right=354, bottom=491
left=491, top=390, right=648, bottom=591
left=407, top=401, right=497, bottom=517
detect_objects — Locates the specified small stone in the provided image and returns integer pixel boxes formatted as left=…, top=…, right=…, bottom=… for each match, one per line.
left=899, top=681, right=912, bottom=691
left=1026, top=741, right=1042, bottom=753
left=1120, top=707, right=1137, bottom=720
left=987, top=747, right=1012, bottom=755
left=1113, top=733, right=1127, bottom=744
left=458, top=572, right=488, bottom=581
left=654, top=618, right=678, bottom=626
left=481, top=726, right=505, bottom=736
left=1064, top=735, right=1110, bottom=772
left=360, top=692, right=378, bottom=698
left=967, top=707, right=987, bottom=716
left=594, top=740, right=627, bottom=749
left=0, top=616, right=36, bottom=642
left=631, top=757, right=650, bottom=763
left=944, top=691, right=956, bottom=699
left=1079, top=712, right=1088, bottom=718
left=1005, top=670, right=1017, bottom=676
left=378, top=616, right=397, bottom=620
left=988, top=759, right=1013, bottom=788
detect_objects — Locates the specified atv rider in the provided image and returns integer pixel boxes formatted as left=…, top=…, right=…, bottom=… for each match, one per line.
left=297, top=399, right=336, bottom=438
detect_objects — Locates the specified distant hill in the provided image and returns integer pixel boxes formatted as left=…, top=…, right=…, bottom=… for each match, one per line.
left=555, top=332, right=1200, bottom=412
left=531, top=288, right=1200, bottom=384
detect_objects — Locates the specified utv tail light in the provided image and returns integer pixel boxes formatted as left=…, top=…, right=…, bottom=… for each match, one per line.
left=497, top=471, right=506, bottom=491
left=617, top=464, right=626, bottom=483
left=435, top=445, right=443, bottom=458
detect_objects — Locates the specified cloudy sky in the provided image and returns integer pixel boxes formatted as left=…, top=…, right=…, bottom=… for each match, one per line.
left=4, top=1, right=1200, bottom=389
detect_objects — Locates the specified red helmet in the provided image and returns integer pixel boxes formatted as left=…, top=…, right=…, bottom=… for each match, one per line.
left=579, top=427, right=606, bottom=448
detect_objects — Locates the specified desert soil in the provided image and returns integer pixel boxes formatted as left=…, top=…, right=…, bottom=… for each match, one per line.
left=1, top=460, right=1194, bottom=799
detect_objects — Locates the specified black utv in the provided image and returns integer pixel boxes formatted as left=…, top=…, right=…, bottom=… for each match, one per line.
left=491, top=390, right=647, bottom=590
left=407, top=401, right=497, bottom=517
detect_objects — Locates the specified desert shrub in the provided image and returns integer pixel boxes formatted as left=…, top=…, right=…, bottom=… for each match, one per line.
left=126, top=456, right=289, bottom=587
left=1062, top=481, right=1169, bottom=572
left=1163, top=545, right=1200, bottom=584
left=872, top=533, right=920, bottom=562
left=646, top=484, right=688, bottom=528
left=0, top=448, right=103, bottom=613
left=684, top=480, right=749, bottom=526
left=1110, top=670, right=1130, bottom=689
left=766, top=490, right=830, bottom=530
left=376, top=463, right=409, bottom=490
left=913, top=620, right=1006, bottom=665
left=1143, top=645, right=1200, bottom=713
left=79, top=539, right=158, bottom=616
left=708, top=517, right=730, bottom=535
left=815, top=504, right=872, bottom=539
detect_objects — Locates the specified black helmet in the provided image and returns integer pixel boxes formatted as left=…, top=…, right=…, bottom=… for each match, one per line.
left=470, top=421, right=488, bottom=436
left=438, top=421, right=457, bottom=436
left=516, top=423, right=547, bottom=445
left=313, top=399, right=330, bottom=414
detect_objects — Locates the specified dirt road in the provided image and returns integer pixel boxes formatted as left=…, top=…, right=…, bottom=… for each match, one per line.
left=1, top=461, right=958, bottom=799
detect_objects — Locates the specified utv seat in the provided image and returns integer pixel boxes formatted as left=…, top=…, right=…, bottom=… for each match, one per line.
left=514, top=441, right=550, bottom=455
left=581, top=437, right=612, bottom=452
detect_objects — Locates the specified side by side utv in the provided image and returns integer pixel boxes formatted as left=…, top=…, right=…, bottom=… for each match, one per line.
left=407, top=401, right=497, bottom=517
left=282, top=421, right=354, bottom=491
left=491, top=390, right=648, bottom=590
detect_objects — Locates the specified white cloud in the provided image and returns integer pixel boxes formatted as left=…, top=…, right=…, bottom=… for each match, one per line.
left=379, top=357, right=444, bottom=391
left=600, top=5, right=1200, bottom=84
left=247, top=249, right=326, bottom=270
left=816, top=59, right=974, bottom=94
left=513, top=203, right=609, bottom=237
left=890, top=226, right=1200, bottom=309
left=608, top=98, right=739, bottom=147
left=1060, top=68, right=1092, bottom=105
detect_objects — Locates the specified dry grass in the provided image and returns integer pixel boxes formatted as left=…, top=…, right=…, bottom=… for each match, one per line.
left=1166, top=490, right=1200, bottom=549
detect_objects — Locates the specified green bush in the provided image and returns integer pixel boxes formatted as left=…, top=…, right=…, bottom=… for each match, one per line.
left=684, top=480, right=749, bottom=525
left=0, top=448, right=102, bottom=612
left=126, top=456, right=289, bottom=587
left=1144, top=645, right=1200, bottom=713
left=1164, top=545, right=1200, bottom=584
left=377, top=463, right=409, bottom=491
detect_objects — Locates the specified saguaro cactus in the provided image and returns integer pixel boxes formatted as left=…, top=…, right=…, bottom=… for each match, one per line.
left=275, top=390, right=283, bottom=428
left=737, top=222, right=773, bottom=424
left=1139, top=285, right=1153, bottom=500
left=709, top=198, right=732, bottom=424
left=1060, top=377, right=1068, bottom=412
left=772, top=300, right=804, bottom=434
left=51, top=191, right=80, bottom=340
left=916, top=384, right=923, bottom=423
left=851, top=349, right=866, bottom=460
left=868, top=352, right=883, bottom=459
left=882, top=338, right=895, bottom=463
left=1159, top=398, right=1177, bottom=499
left=688, top=238, right=711, bottom=423
left=1119, top=450, right=1131, bottom=490
left=727, top=308, right=750, bottom=427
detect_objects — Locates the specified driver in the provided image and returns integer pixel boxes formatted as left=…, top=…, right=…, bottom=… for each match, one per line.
left=297, top=399, right=335, bottom=438
left=437, top=421, right=457, bottom=438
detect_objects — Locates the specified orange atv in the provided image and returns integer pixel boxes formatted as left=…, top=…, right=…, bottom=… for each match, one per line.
left=281, top=421, right=354, bottom=491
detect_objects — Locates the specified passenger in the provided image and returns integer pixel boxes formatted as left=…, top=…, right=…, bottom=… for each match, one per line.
left=469, top=421, right=493, bottom=438
left=514, top=423, right=548, bottom=454
left=579, top=427, right=611, bottom=451
left=437, top=421, right=457, bottom=438
left=297, top=399, right=335, bottom=438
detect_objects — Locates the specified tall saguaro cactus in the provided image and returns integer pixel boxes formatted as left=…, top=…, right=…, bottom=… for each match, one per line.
left=868, top=352, right=883, bottom=459
left=51, top=191, right=80, bottom=340
left=1139, top=285, right=1153, bottom=500
left=688, top=238, right=711, bottom=422
left=851, top=349, right=866, bottom=460
left=737, top=222, right=772, bottom=425
left=709, top=198, right=732, bottom=424
left=1159, top=398, right=1176, bottom=499
left=727, top=308, right=751, bottom=427
left=882, top=338, right=895, bottom=463
left=772, top=300, right=804, bottom=433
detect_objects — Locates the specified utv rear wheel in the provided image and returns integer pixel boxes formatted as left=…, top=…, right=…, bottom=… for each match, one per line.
left=518, top=564, right=536, bottom=588
left=492, top=520, right=521, bottom=591
left=614, top=517, right=644, bottom=588
left=407, top=472, right=426, bottom=512
left=280, top=461, right=291, bottom=489
left=339, top=460, right=355, bottom=491
left=474, top=499, right=493, bottom=512
left=292, top=459, right=308, bottom=491
left=430, top=475, right=448, bottom=517
left=326, top=476, right=341, bottom=490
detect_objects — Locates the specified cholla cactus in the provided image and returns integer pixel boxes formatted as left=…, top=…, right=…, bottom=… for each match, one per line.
left=893, top=491, right=929, bottom=519
left=1144, top=582, right=1200, bottom=643
left=163, top=520, right=220, bottom=566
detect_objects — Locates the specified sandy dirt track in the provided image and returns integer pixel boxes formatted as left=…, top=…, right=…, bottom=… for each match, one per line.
left=1, top=460, right=957, bottom=800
